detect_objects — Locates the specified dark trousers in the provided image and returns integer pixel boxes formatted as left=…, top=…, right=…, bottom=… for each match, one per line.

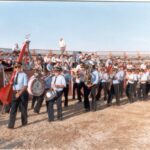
left=102, top=82, right=109, bottom=100
left=146, top=82, right=150, bottom=96
left=63, top=84, right=69, bottom=106
left=32, top=94, right=44, bottom=113
left=108, top=84, right=120, bottom=105
left=133, top=81, right=138, bottom=99
left=31, top=96, right=36, bottom=109
left=47, top=91, right=63, bottom=121
left=83, top=84, right=91, bottom=110
left=44, top=90, right=49, bottom=111
left=126, top=83, right=135, bottom=103
left=77, top=82, right=84, bottom=102
left=8, top=91, right=29, bottom=128
left=73, top=82, right=78, bottom=99
left=139, top=83, right=147, bottom=100
left=96, top=82, right=102, bottom=100
left=5, top=104, right=11, bottom=113
left=90, top=85, right=98, bottom=111
left=119, top=81, right=124, bottom=97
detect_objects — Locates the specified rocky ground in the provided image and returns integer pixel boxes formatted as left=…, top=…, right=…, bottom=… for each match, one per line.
left=1, top=98, right=150, bottom=149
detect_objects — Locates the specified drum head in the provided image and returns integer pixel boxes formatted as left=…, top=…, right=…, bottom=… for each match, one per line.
left=28, top=76, right=45, bottom=96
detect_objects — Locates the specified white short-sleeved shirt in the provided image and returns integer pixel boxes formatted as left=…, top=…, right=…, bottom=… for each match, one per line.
left=140, top=73, right=148, bottom=83
left=101, top=73, right=109, bottom=83
left=128, top=73, right=134, bottom=84
left=51, top=75, right=66, bottom=92
left=118, top=70, right=125, bottom=81
left=113, top=72, right=120, bottom=84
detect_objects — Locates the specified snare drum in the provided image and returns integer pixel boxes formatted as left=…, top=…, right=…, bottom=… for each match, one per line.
left=45, top=90, right=57, bottom=101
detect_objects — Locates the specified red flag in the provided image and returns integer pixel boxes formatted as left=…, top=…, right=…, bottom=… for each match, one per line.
left=0, top=41, right=28, bottom=105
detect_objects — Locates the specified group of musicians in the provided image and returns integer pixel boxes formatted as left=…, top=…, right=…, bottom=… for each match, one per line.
left=5, top=55, right=150, bottom=129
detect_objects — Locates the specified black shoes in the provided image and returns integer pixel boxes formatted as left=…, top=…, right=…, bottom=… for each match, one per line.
left=34, top=110, right=39, bottom=114
left=85, top=108, right=90, bottom=112
left=64, top=104, right=68, bottom=107
left=22, top=121, right=28, bottom=126
left=7, top=125, right=14, bottom=129
left=107, top=103, right=112, bottom=107
left=7, top=123, right=14, bottom=129
left=48, top=119, right=54, bottom=122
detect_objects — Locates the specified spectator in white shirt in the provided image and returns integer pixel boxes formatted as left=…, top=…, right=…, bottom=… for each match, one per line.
left=59, top=38, right=66, bottom=55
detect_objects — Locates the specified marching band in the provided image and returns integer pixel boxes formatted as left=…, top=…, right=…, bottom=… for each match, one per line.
left=1, top=46, right=150, bottom=129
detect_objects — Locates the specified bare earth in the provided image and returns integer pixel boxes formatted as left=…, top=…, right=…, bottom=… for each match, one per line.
left=1, top=99, right=150, bottom=150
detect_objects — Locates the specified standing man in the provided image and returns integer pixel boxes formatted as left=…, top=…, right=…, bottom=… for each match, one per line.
left=47, top=66, right=66, bottom=121
left=139, top=68, right=148, bottom=100
left=107, top=67, right=120, bottom=106
left=72, top=70, right=78, bottom=100
left=59, top=38, right=66, bottom=55
left=83, top=64, right=99, bottom=112
left=7, top=62, right=29, bottom=129
left=31, top=70, right=45, bottom=114
left=126, top=68, right=135, bottom=103
left=63, top=69, right=71, bottom=107
left=101, top=68, right=110, bottom=101
left=118, top=65, right=125, bottom=97
left=90, top=65, right=99, bottom=111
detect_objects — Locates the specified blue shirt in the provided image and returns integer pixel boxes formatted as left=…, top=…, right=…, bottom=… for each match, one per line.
left=45, top=75, right=53, bottom=89
left=13, top=72, right=28, bottom=91
left=64, top=73, right=71, bottom=84
left=91, top=70, right=99, bottom=85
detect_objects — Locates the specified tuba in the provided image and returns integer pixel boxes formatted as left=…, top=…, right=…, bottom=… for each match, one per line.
left=83, top=61, right=93, bottom=87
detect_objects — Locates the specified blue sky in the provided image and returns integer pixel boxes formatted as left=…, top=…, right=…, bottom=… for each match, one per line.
left=0, top=1, right=150, bottom=51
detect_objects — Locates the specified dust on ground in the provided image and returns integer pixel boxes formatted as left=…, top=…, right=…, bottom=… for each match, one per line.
left=1, top=98, right=150, bottom=150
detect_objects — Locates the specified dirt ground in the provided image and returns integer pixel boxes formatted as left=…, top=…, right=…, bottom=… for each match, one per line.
left=1, top=98, right=150, bottom=150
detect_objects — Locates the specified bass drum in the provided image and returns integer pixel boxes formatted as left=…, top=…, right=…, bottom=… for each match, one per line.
left=28, top=76, right=45, bottom=96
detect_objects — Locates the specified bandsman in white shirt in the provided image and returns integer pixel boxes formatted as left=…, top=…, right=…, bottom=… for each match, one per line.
left=139, top=68, right=148, bottom=100
left=96, top=67, right=103, bottom=101
left=125, top=68, right=135, bottom=103
left=133, top=68, right=141, bottom=100
left=107, top=66, right=120, bottom=106
left=101, top=67, right=110, bottom=101
left=76, top=63, right=85, bottom=103
left=117, top=65, right=125, bottom=97
left=89, top=65, right=99, bottom=111
left=145, top=67, right=150, bottom=96
left=47, top=66, right=66, bottom=122
left=83, top=64, right=99, bottom=111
